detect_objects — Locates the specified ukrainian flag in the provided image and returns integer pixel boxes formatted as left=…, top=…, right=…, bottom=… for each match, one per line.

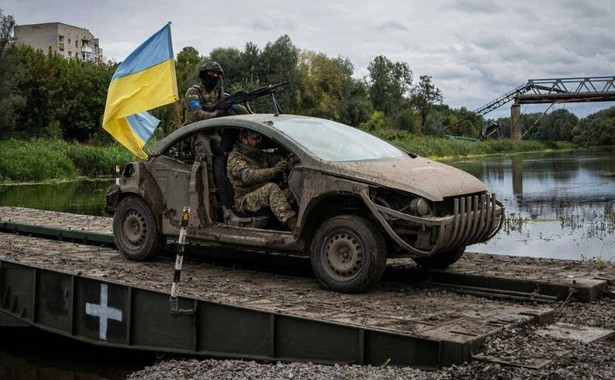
left=102, top=23, right=179, bottom=159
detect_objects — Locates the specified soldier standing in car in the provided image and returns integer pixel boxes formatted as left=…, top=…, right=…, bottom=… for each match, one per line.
left=184, top=61, right=249, bottom=123
left=227, top=129, right=298, bottom=231
left=184, top=61, right=249, bottom=158
left=184, top=62, right=249, bottom=210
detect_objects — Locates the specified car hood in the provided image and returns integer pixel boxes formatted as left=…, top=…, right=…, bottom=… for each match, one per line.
left=322, top=155, right=488, bottom=201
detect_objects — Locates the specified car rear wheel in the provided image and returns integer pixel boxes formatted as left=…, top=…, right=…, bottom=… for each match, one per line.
left=310, top=215, right=386, bottom=293
left=113, top=196, right=164, bottom=261
left=412, top=246, right=466, bottom=269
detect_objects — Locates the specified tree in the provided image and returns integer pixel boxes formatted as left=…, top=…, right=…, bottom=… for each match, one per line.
left=175, top=46, right=201, bottom=95
left=295, top=51, right=349, bottom=119
left=0, top=9, right=25, bottom=138
left=532, top=109, right=577, bottom=141
left=411, top=75, right=443, bottom=134
left=252, top=35, right=299, bottom=113
left=437, top=106, right=483, bottom=138
left=339, top=76, right=372, bottom=127
left=13, top=45, right=116, bottom=141
left=367, top=55, right=412, bottom=116
left=209, top=47, right=244, bottom=92
left=573, top=106, right=615, bottom=146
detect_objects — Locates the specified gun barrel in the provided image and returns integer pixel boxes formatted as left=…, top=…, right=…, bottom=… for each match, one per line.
left=203, top=81, right=289, bottom=112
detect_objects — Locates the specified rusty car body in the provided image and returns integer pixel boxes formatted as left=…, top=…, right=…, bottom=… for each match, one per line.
left=106, top=114, right=504, bottom=292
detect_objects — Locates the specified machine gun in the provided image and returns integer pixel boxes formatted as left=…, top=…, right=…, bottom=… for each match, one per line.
left=202, top=81, right=289, bottom=115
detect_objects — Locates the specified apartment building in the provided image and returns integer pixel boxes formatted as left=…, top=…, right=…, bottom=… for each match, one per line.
left=14, top=22, right=103, bottom=61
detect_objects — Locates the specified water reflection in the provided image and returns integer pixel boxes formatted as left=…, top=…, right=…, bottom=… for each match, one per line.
left=450, top=149, right=615, bottom=261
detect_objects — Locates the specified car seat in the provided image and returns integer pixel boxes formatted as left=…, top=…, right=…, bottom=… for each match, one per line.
left=213, top=153, right=274, bottom=228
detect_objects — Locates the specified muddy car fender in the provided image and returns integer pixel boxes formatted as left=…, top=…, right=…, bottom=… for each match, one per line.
left=297, top=170, right=374, bottom=230
left=107, top=162, right=166, bottom=224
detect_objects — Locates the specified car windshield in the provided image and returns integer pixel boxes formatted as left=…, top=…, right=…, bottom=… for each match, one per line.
left=272, top=118, right=406, bottom=161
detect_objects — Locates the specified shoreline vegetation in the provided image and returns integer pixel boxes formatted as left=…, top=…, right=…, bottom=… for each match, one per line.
left=0, top=136, right=578, bottom=184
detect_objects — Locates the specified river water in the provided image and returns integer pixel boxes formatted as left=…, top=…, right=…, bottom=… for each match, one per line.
left=452, top=149, right=615, bottom=261
left=1, top=149, right=614, bottom=261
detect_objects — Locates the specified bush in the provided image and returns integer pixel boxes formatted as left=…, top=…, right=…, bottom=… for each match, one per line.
left=0, top=139, right=77, bottom=182
left=64, top=143, right=135, bottom=177
left=0, top=138, right=137, bottom=183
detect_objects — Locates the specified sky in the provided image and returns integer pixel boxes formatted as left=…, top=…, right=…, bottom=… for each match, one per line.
left=4, top=0, right=615, bottom=119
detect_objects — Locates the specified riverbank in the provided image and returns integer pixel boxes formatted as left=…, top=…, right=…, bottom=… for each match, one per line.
left=0, top=136, right=577, bottom=183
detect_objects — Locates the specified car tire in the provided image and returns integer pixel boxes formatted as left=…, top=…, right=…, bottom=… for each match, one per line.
left=412, top=246, right=466, bottom=269
left=113, top=196, right=164, bottom=261
left=310, top=215, right=386, bottom=293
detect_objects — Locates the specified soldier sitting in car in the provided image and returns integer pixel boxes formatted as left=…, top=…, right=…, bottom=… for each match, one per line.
left=226, top=129, right=297, bottom=231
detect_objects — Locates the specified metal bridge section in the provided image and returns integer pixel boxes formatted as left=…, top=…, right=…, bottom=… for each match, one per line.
left=510, top=76, right=615, bottom=139
left=472, top=83, right=532, bottom=116
left=520, top=76, right=615, bottom=104
left=468, top=76, right=615, bottom=140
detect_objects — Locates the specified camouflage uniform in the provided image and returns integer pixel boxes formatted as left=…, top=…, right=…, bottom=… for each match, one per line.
left=183, top=60, right=248, bottom=124
left=185, top=83, right=224, bottom=123
left=227, top=143, right=296, bottom=224
left=184, top=80, right=247, bottom=213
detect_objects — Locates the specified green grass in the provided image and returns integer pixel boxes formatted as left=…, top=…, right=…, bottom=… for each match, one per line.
left=0, top=139, right=136, bottom=183
left=370, top=130, right=577, bottom=159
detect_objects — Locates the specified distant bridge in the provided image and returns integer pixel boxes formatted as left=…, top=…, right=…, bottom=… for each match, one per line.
left=473, top=76, right=615, bottom=139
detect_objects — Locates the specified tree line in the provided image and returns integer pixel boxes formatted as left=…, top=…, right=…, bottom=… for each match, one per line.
left=1, top=9, right=613, bottom=146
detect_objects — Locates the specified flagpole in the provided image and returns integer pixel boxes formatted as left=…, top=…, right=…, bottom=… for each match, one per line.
left=175, top=100, right=183, bottom=129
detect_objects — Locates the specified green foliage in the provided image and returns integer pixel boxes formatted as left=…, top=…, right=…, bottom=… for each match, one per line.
left=0, top=139, right=78, bottom=182
left=295, top=51, right=348, bottom=119
left=572, top=106, right=615, bottom=146
left=367, top=55, right=413, bottom=115
left=430, top=105, right=483, bottom=138
left=533, top=109, right=577, bottom=141
left=176, top=46, right=201, bottom=96
left=363, top=128, right=576, bottom=159
left=392, top=109, right=421, bottom=132
left=359, top=111, right=389, bottom=131
left=63, top=143, right=136, bottom=177
left=0, top=139, right=136, bottom=183
left=411, top=75, right=443, bottom=133
left=13, top=45, right=116, bottom=141
left=0, top=9, right=26, bottom=138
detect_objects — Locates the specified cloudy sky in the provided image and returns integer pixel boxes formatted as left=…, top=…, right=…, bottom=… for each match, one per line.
left=5, top=0, right=615, bottom=118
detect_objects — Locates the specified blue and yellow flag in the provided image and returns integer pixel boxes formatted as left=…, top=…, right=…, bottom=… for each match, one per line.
left=102, top=23, right=178, bottom=159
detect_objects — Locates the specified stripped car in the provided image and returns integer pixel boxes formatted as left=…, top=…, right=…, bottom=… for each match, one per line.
left=105, top=114, right=504, bottom=292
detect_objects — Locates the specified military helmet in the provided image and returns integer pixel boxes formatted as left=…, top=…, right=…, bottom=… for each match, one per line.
left=200, top=61, right=224, bottom=76
left=239, top=128, right=261, bottom=140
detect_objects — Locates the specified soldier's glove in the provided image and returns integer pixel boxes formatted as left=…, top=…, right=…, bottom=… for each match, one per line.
left=228, top=104, right=238, bottom=112
left=287, top=154, right=300, bottom=166
left=273, top=160, right=289, bottom=174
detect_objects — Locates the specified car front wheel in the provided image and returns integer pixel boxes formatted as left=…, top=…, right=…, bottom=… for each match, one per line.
left=113, top=196, right=164, bottom=261
left=310, top=215, right=386, bottom=293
